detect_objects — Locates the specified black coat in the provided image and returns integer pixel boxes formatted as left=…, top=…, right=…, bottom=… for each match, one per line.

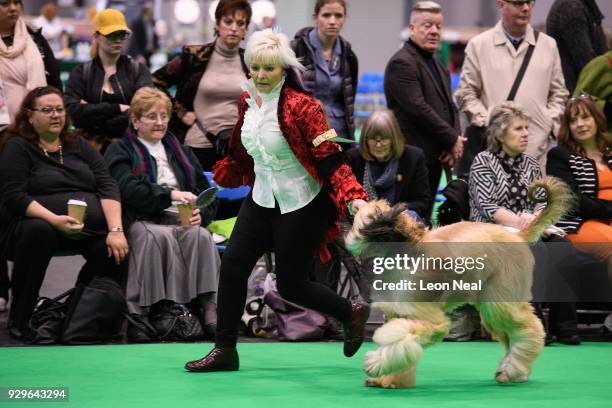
left=546, top=0, right=608, bottom=93
left=384, top=41, right=459, bottom=166
left=64, top=55, right=153, bottom=142
left=344, top=146, right=432, bottom=218
left=26, top=25, right=62, bottom=91
left=291, top=27, right=358, bottom=138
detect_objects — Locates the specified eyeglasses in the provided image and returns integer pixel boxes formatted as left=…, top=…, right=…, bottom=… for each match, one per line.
left=102, top=31, right=130, bottom=42
left=0, top=0, right=22, bottom=7
left=30, top=106, right=66, bottom=116
left=569, top=93, right=592, bottom=103
left=503, top=0, right=536, bottom=8
left=366, top=136, right=392, bottom=146
left=141, top=113, right=170, bottom=123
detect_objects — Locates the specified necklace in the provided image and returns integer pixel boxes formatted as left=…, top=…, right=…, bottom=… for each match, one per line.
left=40, top=143, right=64, bottom=165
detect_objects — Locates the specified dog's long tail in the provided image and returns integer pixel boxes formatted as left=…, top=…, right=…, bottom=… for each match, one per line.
left=519, top=176, right=574, bottom=242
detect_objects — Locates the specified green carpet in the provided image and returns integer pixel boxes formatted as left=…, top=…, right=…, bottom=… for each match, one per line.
left=1, top=342, right=611, bottom=408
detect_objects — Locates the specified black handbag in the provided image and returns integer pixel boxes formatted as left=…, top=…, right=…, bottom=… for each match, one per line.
left=28, top=288, right=75, bottom=344
left=61, top=276, right=126, bottom=344
left=150, top=302, right=204, bottom=341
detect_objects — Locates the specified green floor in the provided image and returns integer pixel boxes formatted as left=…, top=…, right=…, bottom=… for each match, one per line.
left=1, top=341, right=611, bottom=408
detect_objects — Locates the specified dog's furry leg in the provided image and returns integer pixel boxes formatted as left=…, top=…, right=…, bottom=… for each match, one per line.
left=365, top=367, right=416, bottom=389
left=479, top=302, right=544, bottom=384
left=364, top=304, right=449, bottom=388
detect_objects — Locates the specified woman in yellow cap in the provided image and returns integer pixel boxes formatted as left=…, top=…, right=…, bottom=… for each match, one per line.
left=65, top=8, right=153, bottom=152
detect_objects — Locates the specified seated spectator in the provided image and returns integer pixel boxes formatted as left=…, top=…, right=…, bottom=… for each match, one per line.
left=65, top=8, right=152, bottom=152
left=547, top=96, right=612, bottom=264
left=469, top=101, right=581, bottom=345
left=104, top=87, right=220, bottom=341
left=344, top=110, right=432, bottom=221
left=0, top=86, right=128, bottom=340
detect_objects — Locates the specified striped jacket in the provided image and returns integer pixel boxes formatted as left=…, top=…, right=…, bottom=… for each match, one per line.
left=546, top=145, right=612, bottom=233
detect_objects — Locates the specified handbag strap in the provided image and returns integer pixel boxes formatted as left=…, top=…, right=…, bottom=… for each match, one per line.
left=507, top=31, right=540, bottom=102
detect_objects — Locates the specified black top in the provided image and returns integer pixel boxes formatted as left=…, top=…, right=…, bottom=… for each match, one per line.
left=546, top=144, right=612, bottom=233
left=0, top=136, right=120, bottom=252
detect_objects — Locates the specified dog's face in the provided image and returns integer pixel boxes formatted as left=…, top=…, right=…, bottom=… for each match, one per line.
left=345, top=200, right=424, bottom=255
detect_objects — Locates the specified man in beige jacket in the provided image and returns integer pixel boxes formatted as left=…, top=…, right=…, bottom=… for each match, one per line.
left=455, top=0, right=568, bottom=171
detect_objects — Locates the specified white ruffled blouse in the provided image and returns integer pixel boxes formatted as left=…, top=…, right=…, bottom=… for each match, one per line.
left=240, top=76, right=321, bottom=214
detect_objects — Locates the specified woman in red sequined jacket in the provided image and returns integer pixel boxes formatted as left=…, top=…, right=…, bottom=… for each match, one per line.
left=184, top=29, right=370, bottom=373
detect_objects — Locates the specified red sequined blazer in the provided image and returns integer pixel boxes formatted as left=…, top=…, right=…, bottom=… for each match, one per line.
left=213, top=84, right=367, bottom=260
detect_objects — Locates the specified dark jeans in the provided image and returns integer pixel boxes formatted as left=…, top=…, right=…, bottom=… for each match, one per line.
left=8, top=218, right=124, bottom=332
left=215, top=190, right=352, bottom=347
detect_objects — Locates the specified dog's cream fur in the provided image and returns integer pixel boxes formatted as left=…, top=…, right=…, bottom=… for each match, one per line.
left=345, top=177, right=572, bottom=389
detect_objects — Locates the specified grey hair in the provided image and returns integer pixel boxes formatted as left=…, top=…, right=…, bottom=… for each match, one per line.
left=244, top=29, right=304, bottom=71
left=412, top=1, right=442, bottom=12
left=486, top=101, right=531, bottom=151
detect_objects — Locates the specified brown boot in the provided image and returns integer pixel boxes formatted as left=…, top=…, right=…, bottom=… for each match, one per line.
left=342, top=300, right=371, bottom=357
left=184, top=347, right=239, bottom=372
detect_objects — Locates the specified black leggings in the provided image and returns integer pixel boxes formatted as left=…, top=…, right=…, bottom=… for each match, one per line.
left=8, top=218, right=124, bottom=331
left=215, top=190, right=352, bottom=347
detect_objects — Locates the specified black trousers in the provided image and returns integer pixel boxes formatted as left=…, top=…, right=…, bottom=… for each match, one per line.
left=215, top=190, right=353, bottom=347
left=0, top=256, right=8, bottom=299
left=531, top=235, right=578, bottom=336
left=8, top=218, right=124, bottom=331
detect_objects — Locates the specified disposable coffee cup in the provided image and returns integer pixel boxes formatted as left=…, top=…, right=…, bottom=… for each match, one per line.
left=67, top=199, right=87, bottom=224
left=176, top=202, right=193, bottom=226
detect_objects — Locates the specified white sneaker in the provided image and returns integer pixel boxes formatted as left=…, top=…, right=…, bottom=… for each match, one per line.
left=0, top=297, right=7, bottom=312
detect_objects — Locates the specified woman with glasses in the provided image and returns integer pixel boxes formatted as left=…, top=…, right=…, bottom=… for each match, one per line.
left=0, top=86, right=128, bottom=340
left=291, top=0, right=358, bottom=151
left=345, top=110, right=432, bottom=221
left=152, top=0, right=251, bottom=171
left=104, top=87, right=220, bottom=342
left=65, top=8, right=153, bottom=152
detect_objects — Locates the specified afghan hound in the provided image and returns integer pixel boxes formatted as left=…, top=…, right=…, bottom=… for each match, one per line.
left=345, top=177, right=573, bottom=389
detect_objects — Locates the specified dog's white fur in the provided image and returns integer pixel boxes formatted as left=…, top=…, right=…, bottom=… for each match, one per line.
left=345, top=177, right=572, bottom=389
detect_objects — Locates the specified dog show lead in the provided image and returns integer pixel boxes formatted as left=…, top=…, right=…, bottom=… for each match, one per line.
left=184, top=29, right=369, bottom=372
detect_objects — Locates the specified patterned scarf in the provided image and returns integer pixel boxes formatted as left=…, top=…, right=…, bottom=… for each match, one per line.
left=124, top=127, right=197, bottom=191
left=495, top=149, right=529, bottom=214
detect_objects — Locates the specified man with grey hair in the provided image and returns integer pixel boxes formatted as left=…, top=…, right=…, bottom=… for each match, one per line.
left=384, top=1, right=463, bottom=218
left=455, top=0, right=568, bottom=172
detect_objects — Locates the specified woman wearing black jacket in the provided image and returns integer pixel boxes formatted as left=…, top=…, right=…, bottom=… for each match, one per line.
left=344, top=110, right=432, bottom=221
left=65, top=9, right=152, bottom=151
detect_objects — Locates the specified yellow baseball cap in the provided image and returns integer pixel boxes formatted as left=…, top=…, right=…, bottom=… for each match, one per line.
left=93, top=9, right=131, bottom=35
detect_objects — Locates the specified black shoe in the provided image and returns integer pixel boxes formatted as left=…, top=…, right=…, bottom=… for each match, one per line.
left=557, top=334, right=581, bottom=345
left=185, top=347, right=239, bottom=372
left=545, top=333, right=557, bottom=346
left=342, top=300, right=371, bottom=357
